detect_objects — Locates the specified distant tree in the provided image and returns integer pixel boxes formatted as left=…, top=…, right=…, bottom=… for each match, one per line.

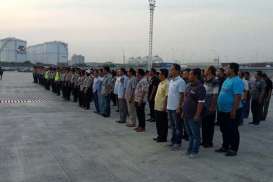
left=24, top=61, right=32, bottom=64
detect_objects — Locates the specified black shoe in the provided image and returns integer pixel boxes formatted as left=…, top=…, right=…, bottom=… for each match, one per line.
left=157, top=139, right=167, bottom=143
left=203, top=144, right=213, bottom=148
left=116, top=121, right=125, bottom=124
left=183, top=136, right=189, bottom=141
left=225, top=150, right=237, bottom=157
left=249, top=122, right=260, bottom=125
left=102, top=114, right=110, bottom=118
left=146, top=118, right=155, bottom=122
left=171, top=144, right=181, bottom=151
left=153, top=137, right=159, bottom=141
left=116, top=110, right=119, bottom=112
left=215, top=148, right=228, bottom=153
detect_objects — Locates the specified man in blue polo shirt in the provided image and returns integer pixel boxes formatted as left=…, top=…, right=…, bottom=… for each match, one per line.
left=216, top=63, right=244, bottom=157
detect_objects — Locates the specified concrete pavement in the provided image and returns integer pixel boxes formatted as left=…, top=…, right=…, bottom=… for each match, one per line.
left=0, top=72, right=272, bottom=182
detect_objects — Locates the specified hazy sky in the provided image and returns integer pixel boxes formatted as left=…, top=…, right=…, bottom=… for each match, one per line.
left=1, top=0, right=273, bottom=63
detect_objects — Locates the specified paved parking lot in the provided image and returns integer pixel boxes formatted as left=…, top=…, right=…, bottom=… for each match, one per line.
left=0, top=72, right=272, bottom=182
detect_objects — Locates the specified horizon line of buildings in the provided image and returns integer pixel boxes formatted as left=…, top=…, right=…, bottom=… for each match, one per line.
left=2, top=37, right=273, bottom=69
left=0, top=37, right=84, bottom=65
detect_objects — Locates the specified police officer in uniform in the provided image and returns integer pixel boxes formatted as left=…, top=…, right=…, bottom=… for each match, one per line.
left=61, top=68, right=67, bottom=99
left=82, top=70, right=93, bottom=110
left=65, top=68, right=72, bottom=101
left=49, top=68, right=55, bottom=92
left=44, top=68, right=50, bottom=90
left=54, top=68, right=61, bottom=96
left=78, top=70, right=85, bottom=107
left=71, top=69, right=79, bottom=102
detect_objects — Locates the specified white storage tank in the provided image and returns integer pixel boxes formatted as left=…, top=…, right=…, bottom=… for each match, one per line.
left=27, top=41, right=68, bottom=65
left=0, top=37, right=27, bottom=63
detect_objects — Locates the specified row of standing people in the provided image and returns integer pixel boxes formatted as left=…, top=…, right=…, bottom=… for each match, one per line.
left=33, top=63, right=272, bottom=158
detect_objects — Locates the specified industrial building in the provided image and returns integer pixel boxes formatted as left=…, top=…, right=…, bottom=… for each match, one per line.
left=69, top=54, right=85, bottom=65
left=27, top=41, right=68, bottom=65
left=0, top=37, right=27, bottom=63
left=127, top=55, right=164, bottom=65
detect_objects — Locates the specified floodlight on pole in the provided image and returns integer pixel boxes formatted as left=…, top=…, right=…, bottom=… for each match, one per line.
left=148, top=0, right=156, bottom=70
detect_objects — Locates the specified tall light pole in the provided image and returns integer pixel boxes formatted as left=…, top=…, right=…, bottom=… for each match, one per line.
left=122, top=49, right=126, bottom=65
left=210, top=49, right=220, bottom=67
left=148, top=0, right=156, bottom=70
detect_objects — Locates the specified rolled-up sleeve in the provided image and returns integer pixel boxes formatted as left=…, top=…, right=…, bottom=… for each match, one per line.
left=178, top=80, right=186, bottom=93
left=197, top=86, right=206, bottom=103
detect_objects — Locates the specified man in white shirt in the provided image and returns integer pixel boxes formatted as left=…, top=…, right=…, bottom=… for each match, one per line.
left=125, top=68, right=137, bottom=127
left=97, top=69, right=104, bottom=114
left=239, top=71, right=250, bottom=125
left=92, top=70, right=101, bottom=113
left=116, top=68, right=129, bottom=123
left=167, top=64, right=186, bottom=150
left=114, top=71, right=121, bottom=112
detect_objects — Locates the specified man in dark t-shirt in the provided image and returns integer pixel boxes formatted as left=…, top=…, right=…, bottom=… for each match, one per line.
left=183, top=68, right=206, bottom=158
left=217, top=68, right=226, bottom=93
left=147, top=68, right=160, bottom=122
left=216, top=68, right=226, bottom=125
left=250, top=71, right=266, bottom=125
left=262, top=73, right=273, bottom=121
